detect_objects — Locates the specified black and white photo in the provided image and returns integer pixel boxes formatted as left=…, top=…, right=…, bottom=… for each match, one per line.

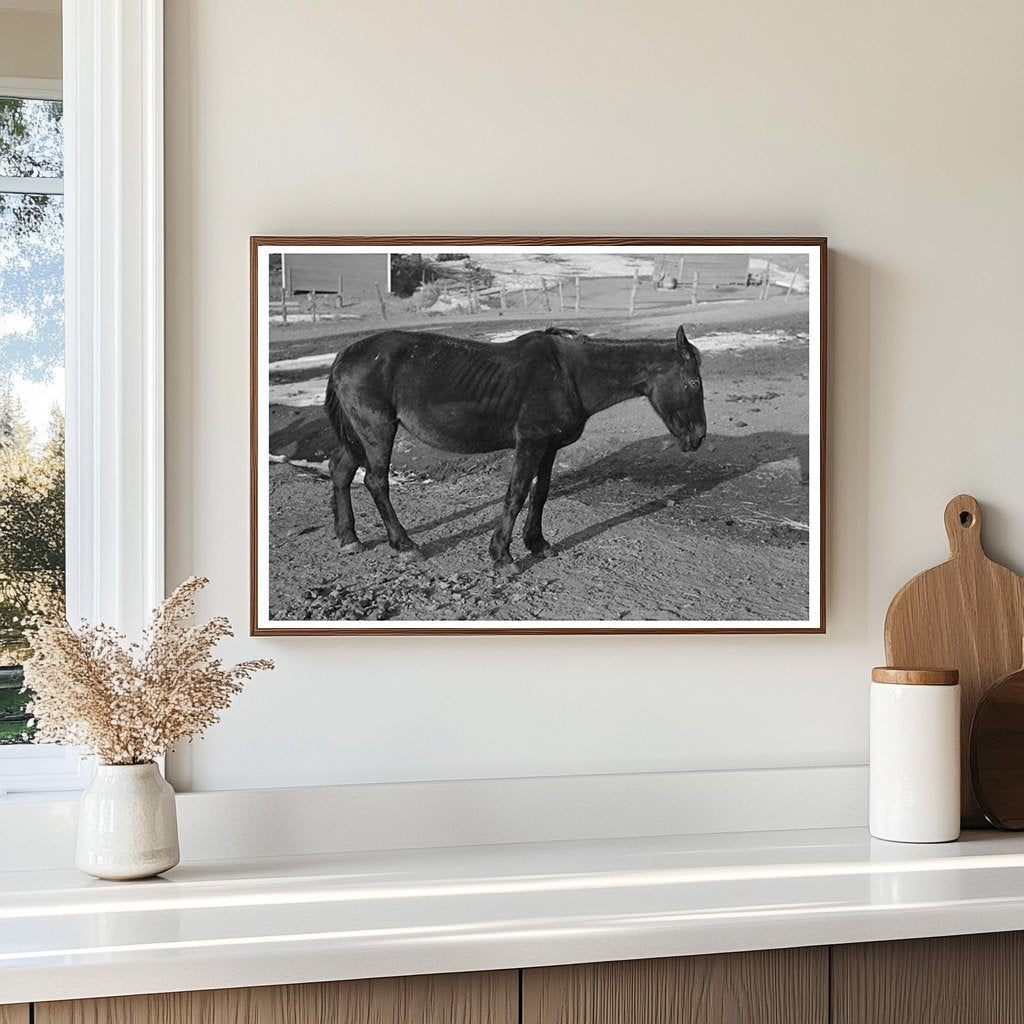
left=251, top=238, right=825, bottom=634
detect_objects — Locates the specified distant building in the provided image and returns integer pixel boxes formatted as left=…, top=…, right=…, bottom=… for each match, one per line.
left=674, top=253, right=752, bottom=288
left=282, top=253, right=389, bottom=304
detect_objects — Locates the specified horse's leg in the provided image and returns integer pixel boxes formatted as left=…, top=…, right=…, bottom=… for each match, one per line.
left=360, top=422, right=423, bottom=561
left=330, top=445, right=363, bottom=555
left=522, top=444, right=558, bottom=556
left=489, top=439, right=547, bottom=572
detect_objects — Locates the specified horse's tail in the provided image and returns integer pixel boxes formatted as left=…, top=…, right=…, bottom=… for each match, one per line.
left=324, top=368, right=345, bottom=442
left=324, top=362, right=367, bottom=466
left=324, top=363, right=357, bottom=452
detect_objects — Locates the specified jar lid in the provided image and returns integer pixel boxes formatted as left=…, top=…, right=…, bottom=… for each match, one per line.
left=871, top=667, right=959, bottom=686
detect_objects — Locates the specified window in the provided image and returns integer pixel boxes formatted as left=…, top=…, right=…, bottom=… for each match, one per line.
left=1, top=5, right=167, bottom=797
left=0, top=79, right=82, bottom=795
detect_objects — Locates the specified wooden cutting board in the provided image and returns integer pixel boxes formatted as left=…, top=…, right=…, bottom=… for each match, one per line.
left=884, top=494, right=1024, bottom=826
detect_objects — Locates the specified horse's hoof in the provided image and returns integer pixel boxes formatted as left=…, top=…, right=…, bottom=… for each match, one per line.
left=399, top=547, right=425, bottom=563
left=530, top=543, right=554, bottom=559
left=495, top=561, right=522, bottom=576
left=339, top=541, right=365, bottom=556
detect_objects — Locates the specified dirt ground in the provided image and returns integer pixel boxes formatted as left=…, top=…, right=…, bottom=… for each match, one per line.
left=265, top=294, right=813, bottom=624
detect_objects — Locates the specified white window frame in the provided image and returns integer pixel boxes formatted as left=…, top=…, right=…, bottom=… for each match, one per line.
left=0, top=0, right=165, bottom=798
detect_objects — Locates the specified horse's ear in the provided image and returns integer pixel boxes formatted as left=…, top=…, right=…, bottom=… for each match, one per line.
left=675, top=324, right=689, bottom=354
left=676, top=324, right=698, bottom=366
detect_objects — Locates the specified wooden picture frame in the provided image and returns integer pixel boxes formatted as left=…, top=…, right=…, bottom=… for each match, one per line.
left=251, top=236, right=826, bottom=635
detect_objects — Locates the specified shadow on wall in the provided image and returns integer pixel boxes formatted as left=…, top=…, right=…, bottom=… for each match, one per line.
left=827, top=249, right=872, bottom=630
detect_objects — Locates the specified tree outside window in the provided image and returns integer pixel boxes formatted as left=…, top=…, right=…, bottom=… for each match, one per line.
left=0, top=94, right=65, bottom=744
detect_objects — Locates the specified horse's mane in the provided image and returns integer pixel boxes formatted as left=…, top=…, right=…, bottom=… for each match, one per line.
left=393, top=326, right=698, bottom=366
left=543, top=324, right=702, bottom=365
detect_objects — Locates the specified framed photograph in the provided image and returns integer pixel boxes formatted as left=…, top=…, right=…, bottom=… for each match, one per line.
left=250, top=236, right=826, bottom=635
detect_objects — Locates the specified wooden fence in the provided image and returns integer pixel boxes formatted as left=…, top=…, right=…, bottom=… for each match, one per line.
left=431, top=264, right=801, bottom=317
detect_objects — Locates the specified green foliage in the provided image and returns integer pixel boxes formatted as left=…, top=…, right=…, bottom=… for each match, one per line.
left=0, top=97, right=63, bottom=239
left=0, top=393, right=65, bottom=666
left=0, top=665, right=30, bottom=743
left=0, top=394, right=64, bottom=743
left=0, top=97, right=62, bottom=172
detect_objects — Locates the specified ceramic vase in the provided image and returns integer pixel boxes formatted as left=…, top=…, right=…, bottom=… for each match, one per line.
left=76, top=762, right=180, bottom=880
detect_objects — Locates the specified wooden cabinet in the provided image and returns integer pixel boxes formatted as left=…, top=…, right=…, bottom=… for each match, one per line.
left=13, top=933, right=1024, bottom=1024
left=522, top=948, right=828, bottom=1024
left=34, top=971, right=517, bottom=1024
left=832, top=932, right=1024, bottom=1024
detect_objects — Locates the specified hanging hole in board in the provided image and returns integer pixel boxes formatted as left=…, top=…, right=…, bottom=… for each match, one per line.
left=960, top=511, right=973, bottom=527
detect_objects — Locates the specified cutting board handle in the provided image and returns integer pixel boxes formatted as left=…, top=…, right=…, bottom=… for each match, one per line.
left=944, top=494, right=983, bottom=558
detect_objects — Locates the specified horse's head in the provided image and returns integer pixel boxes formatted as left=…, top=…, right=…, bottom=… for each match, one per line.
left=646, top=325, right=707, bottom=452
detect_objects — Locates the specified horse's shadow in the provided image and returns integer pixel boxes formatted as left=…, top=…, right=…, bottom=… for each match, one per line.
left=406, top=429, right=809, bottom=562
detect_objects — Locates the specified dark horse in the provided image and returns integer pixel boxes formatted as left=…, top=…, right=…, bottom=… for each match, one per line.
left=324, top=325, right=706, bottom=571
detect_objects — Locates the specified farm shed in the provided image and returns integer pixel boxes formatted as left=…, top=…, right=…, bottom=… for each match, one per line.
left=282, top=252, right=389, bottom=301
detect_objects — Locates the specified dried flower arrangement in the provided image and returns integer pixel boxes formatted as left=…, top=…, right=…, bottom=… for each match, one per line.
left=23, top=577, right=273, bottom=765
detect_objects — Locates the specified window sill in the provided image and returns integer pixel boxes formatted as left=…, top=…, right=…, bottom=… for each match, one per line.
left=0, top=746, right=94, bottom=800
left=0, top=789, right=86, bottom=804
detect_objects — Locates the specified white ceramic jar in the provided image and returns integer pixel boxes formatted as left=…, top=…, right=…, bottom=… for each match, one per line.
left=870, top=667, right=961, bottom=843
left=76, top=762, right=180, bottom=880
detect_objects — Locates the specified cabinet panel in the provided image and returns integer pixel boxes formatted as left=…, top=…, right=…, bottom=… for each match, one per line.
left=832, top=932, right=1024, bottom=1024
left=523, top=948, right=828, bottom=1024
left=36, top=971, right=517, bottom=1024
left=0, top=1007, right=29, bottom=1024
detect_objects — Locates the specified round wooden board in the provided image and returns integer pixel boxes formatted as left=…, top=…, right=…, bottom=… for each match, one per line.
left=971, top=663, right=1024, bottom=829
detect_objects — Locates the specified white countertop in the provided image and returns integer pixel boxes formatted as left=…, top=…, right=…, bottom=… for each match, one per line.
left=4, top=826, right=1024, bottom=1004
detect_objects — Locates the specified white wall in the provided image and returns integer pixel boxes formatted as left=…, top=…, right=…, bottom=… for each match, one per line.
left=164, top=1, right=1024, bottom=791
